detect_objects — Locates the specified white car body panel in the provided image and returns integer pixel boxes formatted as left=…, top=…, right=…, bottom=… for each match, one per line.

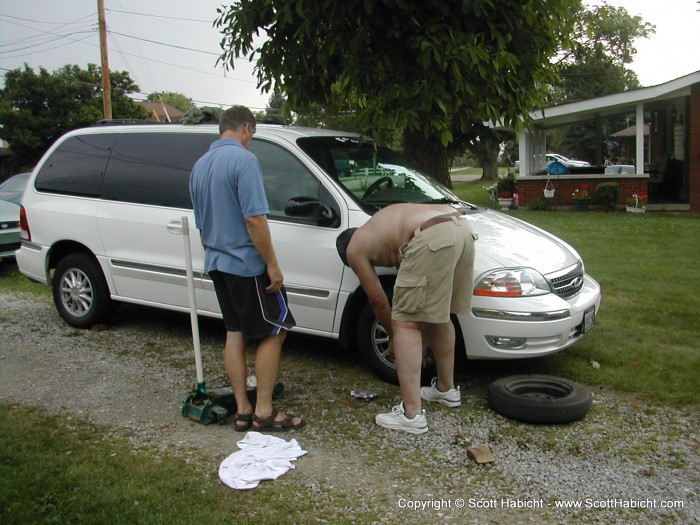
left=16, top=124, right=602, bottom=365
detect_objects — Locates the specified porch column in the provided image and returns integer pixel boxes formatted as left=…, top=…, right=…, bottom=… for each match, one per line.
left=636, top=103, right=645, bottom=174
left=518, top=129, right=529, bottom=176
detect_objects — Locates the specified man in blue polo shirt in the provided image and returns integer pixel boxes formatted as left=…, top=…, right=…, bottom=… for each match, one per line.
left=190, top=106, right=304, bottom=432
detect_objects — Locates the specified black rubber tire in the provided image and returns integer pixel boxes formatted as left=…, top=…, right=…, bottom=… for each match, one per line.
left=52, top=253, right=114, bottom=328
left=356, top=301, right=398, bottom=384
left=487, top=375, right=592, bottom=424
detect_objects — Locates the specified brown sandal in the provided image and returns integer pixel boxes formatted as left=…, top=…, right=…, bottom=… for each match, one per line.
left=233, top=412, right=253, bottom=432
left=252, top=409, right=305, bottom=432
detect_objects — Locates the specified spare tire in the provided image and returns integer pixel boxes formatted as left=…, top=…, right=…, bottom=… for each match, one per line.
left=487, top=375, right=592, bottom=424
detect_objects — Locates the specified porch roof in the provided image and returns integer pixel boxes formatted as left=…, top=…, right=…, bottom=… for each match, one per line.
left=523, top=70, right=700, bottom=130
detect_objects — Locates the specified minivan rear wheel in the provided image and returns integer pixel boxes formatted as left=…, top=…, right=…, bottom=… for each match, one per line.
left=52, top=253, right=114, bottom=328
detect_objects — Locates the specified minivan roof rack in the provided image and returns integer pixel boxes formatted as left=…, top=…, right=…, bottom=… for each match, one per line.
left=92, top=119, right=176, bottom=126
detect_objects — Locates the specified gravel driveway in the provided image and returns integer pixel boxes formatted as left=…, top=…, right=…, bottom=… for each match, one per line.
left=1, top=283, right=697, bottom=524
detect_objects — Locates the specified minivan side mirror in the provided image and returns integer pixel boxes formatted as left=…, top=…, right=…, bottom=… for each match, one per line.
left=284, top=196, right=339, bottom=227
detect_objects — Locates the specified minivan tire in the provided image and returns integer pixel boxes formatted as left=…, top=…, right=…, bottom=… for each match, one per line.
left=356, top=301, right=399, bottom=384
left=487, top=374, right=592, bottom=424
left=52, top=253, right=114, bottom=329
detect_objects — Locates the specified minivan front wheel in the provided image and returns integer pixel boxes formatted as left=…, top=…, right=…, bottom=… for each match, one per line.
left=52, top=253, right=114, bottom=328
left=356, top=302, right=398, bottom=384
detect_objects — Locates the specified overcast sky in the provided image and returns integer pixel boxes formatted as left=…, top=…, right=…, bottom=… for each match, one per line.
left=1, top=0, right=699, bottom=113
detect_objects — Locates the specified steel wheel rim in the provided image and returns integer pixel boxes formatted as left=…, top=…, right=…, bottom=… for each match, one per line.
left=371, top=320, right=395, bottom=368
left=59, top=268, right=93, bottom=318
left=506, top=379, right=573, bottom=400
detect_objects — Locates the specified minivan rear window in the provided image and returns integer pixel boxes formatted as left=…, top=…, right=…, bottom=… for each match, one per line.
left=35, top=134, right=115, bottom=197
left=102, top=132, right=216, bottom=209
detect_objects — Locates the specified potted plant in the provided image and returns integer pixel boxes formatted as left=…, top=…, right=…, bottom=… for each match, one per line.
left=625, top=193, right=647, bottom=213
left=543, top=179, right=555, bottom=198
left=497, top=191, right=513, bottom=210
left=495, top=172, right=517, bottom=210
left=571, top=184, right=591, bottom=211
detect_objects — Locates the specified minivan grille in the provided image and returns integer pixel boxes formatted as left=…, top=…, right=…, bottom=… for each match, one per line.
left=548, top=263, right=585, bottom=299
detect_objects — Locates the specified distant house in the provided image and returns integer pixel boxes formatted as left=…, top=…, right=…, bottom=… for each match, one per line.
left=137, top=102, right=184, bottom=123
left=512, top=71, right=700, bottom=213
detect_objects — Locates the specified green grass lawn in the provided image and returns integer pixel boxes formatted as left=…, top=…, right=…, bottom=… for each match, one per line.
left=1, top=183, right=698, bottom=524
left=453, top=179, right=700, bottom=407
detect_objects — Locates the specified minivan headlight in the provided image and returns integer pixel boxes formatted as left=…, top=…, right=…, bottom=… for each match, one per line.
left=474, top=268, right=551, bottom=297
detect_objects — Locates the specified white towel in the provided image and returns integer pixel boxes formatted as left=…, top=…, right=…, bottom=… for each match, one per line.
left=219, top=431, right=307, bottom=490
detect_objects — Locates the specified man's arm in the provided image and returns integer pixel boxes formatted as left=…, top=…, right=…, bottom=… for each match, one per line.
left=348, top=253, right=393, bottom=339
left=245, top=214, right=283, bottom=293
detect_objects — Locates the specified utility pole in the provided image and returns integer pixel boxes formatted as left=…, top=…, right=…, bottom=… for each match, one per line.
left=97, top=0, right=112, bottom=119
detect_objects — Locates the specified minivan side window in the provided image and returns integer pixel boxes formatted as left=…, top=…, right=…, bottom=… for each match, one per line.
left=251, top=139, right=340, bottom=226
left=35, top=134, right=115, bottom=197
left=102, top=132, right=215, bottom=209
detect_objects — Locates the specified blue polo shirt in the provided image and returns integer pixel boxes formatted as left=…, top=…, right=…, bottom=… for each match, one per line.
left=189, top=138, right=269, bottom=276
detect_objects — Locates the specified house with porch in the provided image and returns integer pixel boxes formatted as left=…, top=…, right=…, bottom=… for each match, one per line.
left=513, top=70, right=700, bottom=214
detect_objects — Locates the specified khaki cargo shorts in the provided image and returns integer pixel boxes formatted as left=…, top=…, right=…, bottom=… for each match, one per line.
left=392, top=216, right=477, bottom=324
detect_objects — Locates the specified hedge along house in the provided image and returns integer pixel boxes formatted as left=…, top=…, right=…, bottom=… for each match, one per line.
left=512, top=70, right=700, bottom=213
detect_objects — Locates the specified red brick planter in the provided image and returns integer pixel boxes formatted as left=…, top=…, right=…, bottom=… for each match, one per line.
left=515, top=174, right=649, bottom=209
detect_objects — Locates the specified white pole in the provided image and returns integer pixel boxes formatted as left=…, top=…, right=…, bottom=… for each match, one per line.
left=181, top=216, right=205, bottom=386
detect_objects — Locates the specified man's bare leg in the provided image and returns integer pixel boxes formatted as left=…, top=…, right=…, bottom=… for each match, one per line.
left=422, top=321, right=456, bottom=392
left=392, top=319, right=424, bottom=419
left=253, top=331, right=303, bottom=426
left=223, top=330, right=252, bottom=418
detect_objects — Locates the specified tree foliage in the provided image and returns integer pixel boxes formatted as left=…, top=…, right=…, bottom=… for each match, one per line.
left=146, top=91, right=194, bottom=113
left=215, top=0, right=579, bottom=185
left=544, top=3, right=654, bottom=163
left=0, top=64, right=147, bottom=168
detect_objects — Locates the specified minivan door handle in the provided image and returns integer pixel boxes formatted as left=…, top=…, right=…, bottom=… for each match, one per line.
left=167, top=219, right=185, bottom=235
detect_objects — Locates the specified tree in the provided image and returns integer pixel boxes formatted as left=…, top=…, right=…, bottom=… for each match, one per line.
left=146, top=91, right=194, bottom=113
left=478, top=3, right=655, bottom=176
left=0, top=64, right=148, bottom=167
left=262, top=91, right=288, bottom=124
left=544, top=3, right=654, bottom=163
left=215, top=0, right=578, bottom=186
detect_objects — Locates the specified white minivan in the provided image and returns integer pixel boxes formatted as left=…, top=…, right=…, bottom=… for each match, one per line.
left=17, top=123, right=601, bottom=381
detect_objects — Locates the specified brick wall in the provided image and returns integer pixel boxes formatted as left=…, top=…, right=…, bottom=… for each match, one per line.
left=515, top=175, right=648, bottom=209
left=690, top=84, right=700, bottom=214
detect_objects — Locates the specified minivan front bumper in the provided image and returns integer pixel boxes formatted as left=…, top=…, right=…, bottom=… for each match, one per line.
left=458, top=273, right=602, bottom=359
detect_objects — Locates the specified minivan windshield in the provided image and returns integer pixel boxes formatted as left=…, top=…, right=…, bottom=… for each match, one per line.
left=297, top=136, right=465, bottom=213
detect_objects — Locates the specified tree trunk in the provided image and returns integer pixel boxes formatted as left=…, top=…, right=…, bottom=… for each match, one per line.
left=481, top=146, right=500, bottom=181
left=403, top=128, right=451, bottom=188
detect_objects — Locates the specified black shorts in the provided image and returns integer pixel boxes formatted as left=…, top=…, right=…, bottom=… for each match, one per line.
left=209, top=270, right=296, bottom=341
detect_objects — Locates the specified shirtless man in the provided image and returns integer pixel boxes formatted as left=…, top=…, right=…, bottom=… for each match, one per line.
left=336, top=203, right=477, bottom=433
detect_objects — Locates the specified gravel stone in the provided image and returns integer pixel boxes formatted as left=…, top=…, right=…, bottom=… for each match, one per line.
left=0, top=290, right=697, bottom=524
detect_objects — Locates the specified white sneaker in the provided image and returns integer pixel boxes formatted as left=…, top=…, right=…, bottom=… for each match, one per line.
left=420, top=377, right=461, bottom=407
left=375, top=402, right=428, bottom=434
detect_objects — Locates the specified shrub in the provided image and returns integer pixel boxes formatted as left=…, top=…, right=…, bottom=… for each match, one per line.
left=596, top=182, right=619, bottom=211
left=496, top=171, right=517, bottom=196
left=527, top=196, right=552, bottom=210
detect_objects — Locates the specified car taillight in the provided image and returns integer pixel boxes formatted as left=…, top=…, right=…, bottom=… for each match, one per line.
left=19, top=205, right=31, bottom=242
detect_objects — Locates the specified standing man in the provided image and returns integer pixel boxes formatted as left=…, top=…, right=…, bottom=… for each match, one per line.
left=190, top=106, right=304, bottom=432
left=336, top=204, right=476, bottom=434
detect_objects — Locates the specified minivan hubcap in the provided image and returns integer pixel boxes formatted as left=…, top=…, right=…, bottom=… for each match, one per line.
left=59, top=269, right=93, bottom=317
left=372, top=321, right=394, bottom=368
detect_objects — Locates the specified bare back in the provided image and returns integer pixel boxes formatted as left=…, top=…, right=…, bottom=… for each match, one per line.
left=351, top=204, right=458, bottom=268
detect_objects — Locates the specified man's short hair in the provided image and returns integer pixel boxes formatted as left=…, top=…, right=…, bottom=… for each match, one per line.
left=336, top=228, right=358, bottom=267
left=219, top=105, right=256, bottom=135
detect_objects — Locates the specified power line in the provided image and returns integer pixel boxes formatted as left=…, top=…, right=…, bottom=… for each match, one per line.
left=0, top=30, right=96, bottom=56
left=105, top=8, right=213, bottom=24
left=107, top=30, right=219, bottom=56
left=0, top=12, right=95, bottom=25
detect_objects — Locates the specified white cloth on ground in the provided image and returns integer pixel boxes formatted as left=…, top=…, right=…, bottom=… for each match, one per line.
left=218, top=431, right=307, bottom=490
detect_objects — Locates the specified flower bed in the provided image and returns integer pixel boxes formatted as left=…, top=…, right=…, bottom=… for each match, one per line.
left=515, top=174, right=649, bottom=210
